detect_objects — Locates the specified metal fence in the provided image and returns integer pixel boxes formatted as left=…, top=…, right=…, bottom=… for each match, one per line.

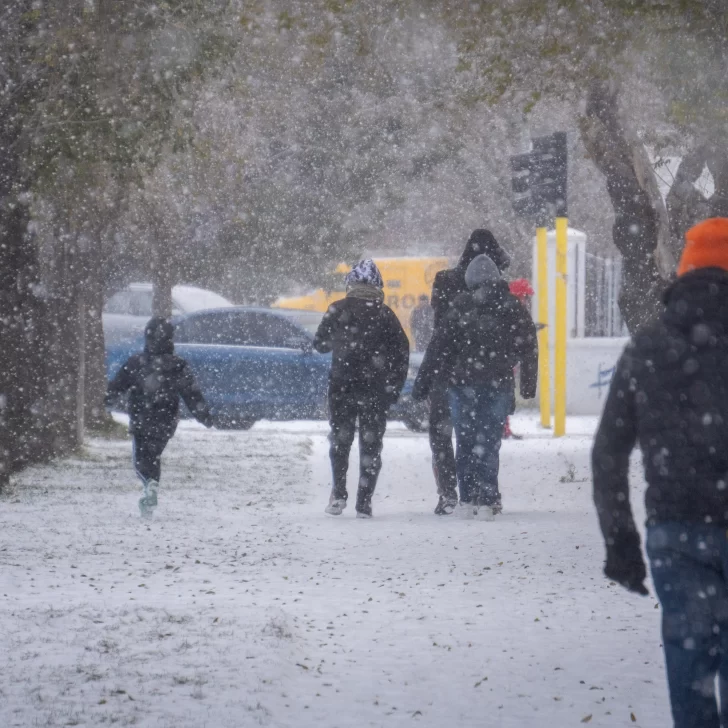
left=584, top=252, right=627, bottom=337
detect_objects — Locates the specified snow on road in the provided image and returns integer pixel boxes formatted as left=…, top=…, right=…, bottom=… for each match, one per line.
left=1, top=414, right=670, bottom=727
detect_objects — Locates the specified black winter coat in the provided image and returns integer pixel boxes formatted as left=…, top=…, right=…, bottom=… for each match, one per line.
left=313, top=292, right=410, bottom=404
left=413, top=280, right=538, bottom=404
left=431, top=230, right=510, bottom=328
left=107, top=349, right=212, bottom=440
left=410, top=303, right=434, bottom=351
left=593, top=269, right=728, bottom=554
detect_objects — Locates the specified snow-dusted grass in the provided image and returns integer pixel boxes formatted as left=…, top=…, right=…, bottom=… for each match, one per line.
left=1, top=414, right=669, bottom=727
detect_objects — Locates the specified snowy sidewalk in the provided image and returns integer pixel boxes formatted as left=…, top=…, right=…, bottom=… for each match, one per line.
left=1, top=414, right=670, bottom=727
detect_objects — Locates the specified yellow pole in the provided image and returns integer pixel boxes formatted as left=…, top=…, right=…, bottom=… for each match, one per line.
left=554, top=217, right=568, bottom=437
left=536, top=227, right=550, bottom=428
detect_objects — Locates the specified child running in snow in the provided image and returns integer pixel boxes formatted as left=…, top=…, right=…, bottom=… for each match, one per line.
left=106, top=317, right=213, bottom=518
left=313, top=260, right=409, bottom=518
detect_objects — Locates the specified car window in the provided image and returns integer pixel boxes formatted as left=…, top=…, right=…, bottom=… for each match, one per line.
left=128, top=290, right=153, bottom=317
left=176, top=311, right=309, bottom=348
left=246, top=313, right=310, bottom=348
left=104, top=291, right=132, bottom=314
left=175, top=312, right=252, bottom=345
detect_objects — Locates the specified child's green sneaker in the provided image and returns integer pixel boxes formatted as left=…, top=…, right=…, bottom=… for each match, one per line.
left=139, top=480, right=159, bottom=519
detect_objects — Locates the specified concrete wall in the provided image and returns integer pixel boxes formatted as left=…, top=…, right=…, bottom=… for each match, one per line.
left=531, top=337, right=629, bottom=416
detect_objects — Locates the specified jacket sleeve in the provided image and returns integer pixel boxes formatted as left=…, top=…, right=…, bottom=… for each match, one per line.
left=384, top=312, right=410, bottom=403
left=592, top=345, right=640, bottom=554
left=412, top=313, right=459, bottom=401
left=105, top=355, right=138, bottom=406
left=514, top=306, right=539, bottom=399
left=430, top=272, right=450, bottom=329
left=313, top=304, right=338, bottom=354
left=178, top=362, right=213, bottom=427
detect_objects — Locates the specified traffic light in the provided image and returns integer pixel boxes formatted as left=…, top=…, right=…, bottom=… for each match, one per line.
left=510, top=132, right=568, bottom=224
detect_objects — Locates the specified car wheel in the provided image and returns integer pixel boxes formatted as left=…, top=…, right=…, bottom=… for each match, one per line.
left=212, top=414, right=256, bottom=430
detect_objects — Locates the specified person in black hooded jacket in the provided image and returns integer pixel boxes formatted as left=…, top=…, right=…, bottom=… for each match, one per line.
left=414, top=255, right=537, bottom=520
left=427, top=229, right=511, bottom=515
left=592, top=218, right=728, bottom=728
left=314, top=259, right=409, bottom=519
left=106, top=316, right=213, bottom=518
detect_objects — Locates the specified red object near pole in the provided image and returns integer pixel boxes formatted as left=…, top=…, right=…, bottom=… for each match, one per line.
left=504, top=279, right=534, bottom=440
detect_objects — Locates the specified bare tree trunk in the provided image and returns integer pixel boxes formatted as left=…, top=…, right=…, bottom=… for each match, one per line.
left=0, top=0, right=78, bottom=485
left=0, top=205, right=50, bottom=488
left=83, top=247, right=115, bottom=430
left=579, top=80, right=667, bottom=332
left=665, top=145, right=714, bottom=261
left=708, top=147, right=728, bottom=219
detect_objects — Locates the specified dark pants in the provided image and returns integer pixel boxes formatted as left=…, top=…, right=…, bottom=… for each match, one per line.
left=132, top=434, right=169, bottom=485
left=329, top=392, right=388, bottom=509
left=647, top=523, right=728, bottom=728
left=428, top=380, right=458, bottom=500
left=448, top=384, right=512, bottom=506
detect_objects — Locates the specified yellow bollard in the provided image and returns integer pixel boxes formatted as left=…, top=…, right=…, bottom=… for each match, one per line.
left=554, top=217, right=568, bottom=437
left=536, top=227, right=551, bottom=428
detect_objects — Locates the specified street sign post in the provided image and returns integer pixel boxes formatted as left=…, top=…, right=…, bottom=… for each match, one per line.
left=510, top=132, right=568, bottom=436
left=510, top=132, right=567, bottom=225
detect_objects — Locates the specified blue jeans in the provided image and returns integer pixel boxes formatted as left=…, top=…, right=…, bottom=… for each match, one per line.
left=448, top=384, right=513, bottom=506
left=647, top=523, right=728, bottom=728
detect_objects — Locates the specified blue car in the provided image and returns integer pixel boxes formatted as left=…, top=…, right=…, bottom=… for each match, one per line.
left=105, top=307, right=428, bottom=431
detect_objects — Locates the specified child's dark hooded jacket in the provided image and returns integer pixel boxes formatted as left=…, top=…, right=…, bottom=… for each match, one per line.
left=106, top=317, right=212, bottom=439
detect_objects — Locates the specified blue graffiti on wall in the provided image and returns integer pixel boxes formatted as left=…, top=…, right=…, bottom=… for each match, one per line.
left=590, top=363, right=615, bottom=398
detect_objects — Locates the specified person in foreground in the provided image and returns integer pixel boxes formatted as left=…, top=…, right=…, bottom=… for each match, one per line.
left=427, top=229, right=512, bottom=515
left=314, top=259, right=409, bottom=518
left=592, top=218, right=728, bottom=728
left=413, top=254, right=537, bottom=520
left=106, top=317, right=213, bottom=518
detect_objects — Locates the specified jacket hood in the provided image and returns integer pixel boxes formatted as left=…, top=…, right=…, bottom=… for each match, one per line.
left=663, top=268, right=728, bottom=339
left=457, top=229, right=511, bottom=272
left=144, top=317, right=175, bottom=356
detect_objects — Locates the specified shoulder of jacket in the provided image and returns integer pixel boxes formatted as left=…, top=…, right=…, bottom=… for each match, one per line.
left=169, top=354, right=189, bottom=370
left=629, top=321, right=667, bottom=357
left=451, top=290, right=475, bottom=311
left=433, top=269, right=457, bottom=287
left=326, top=299, right=348, bottom=314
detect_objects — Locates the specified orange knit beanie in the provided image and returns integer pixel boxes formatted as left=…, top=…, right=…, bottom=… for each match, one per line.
left=677, top=218, right=728, bottom=276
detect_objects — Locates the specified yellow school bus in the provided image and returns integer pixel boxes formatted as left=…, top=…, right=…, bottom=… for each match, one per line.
left=272, top=256, right=451, bottom=343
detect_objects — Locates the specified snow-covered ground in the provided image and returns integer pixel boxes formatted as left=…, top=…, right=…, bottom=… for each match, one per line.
left=1, top=413, right=670, bottom=727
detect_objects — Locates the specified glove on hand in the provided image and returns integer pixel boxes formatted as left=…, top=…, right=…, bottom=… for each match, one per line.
left=604, top=541, right=648, bottom=596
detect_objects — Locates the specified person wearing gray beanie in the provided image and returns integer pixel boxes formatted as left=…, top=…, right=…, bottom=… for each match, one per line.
left=426, top=230, right=511, bottom=516
left=412, top=256, right=538, bottom=520
left=464, top=254, right=501, bottom=290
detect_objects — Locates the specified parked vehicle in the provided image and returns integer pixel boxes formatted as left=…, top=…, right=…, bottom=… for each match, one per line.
left=103, top=282, right=234, bottom=345
left=272, top=256, right=451, bottom=346
left=106, top=307, right=428, bottom=431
